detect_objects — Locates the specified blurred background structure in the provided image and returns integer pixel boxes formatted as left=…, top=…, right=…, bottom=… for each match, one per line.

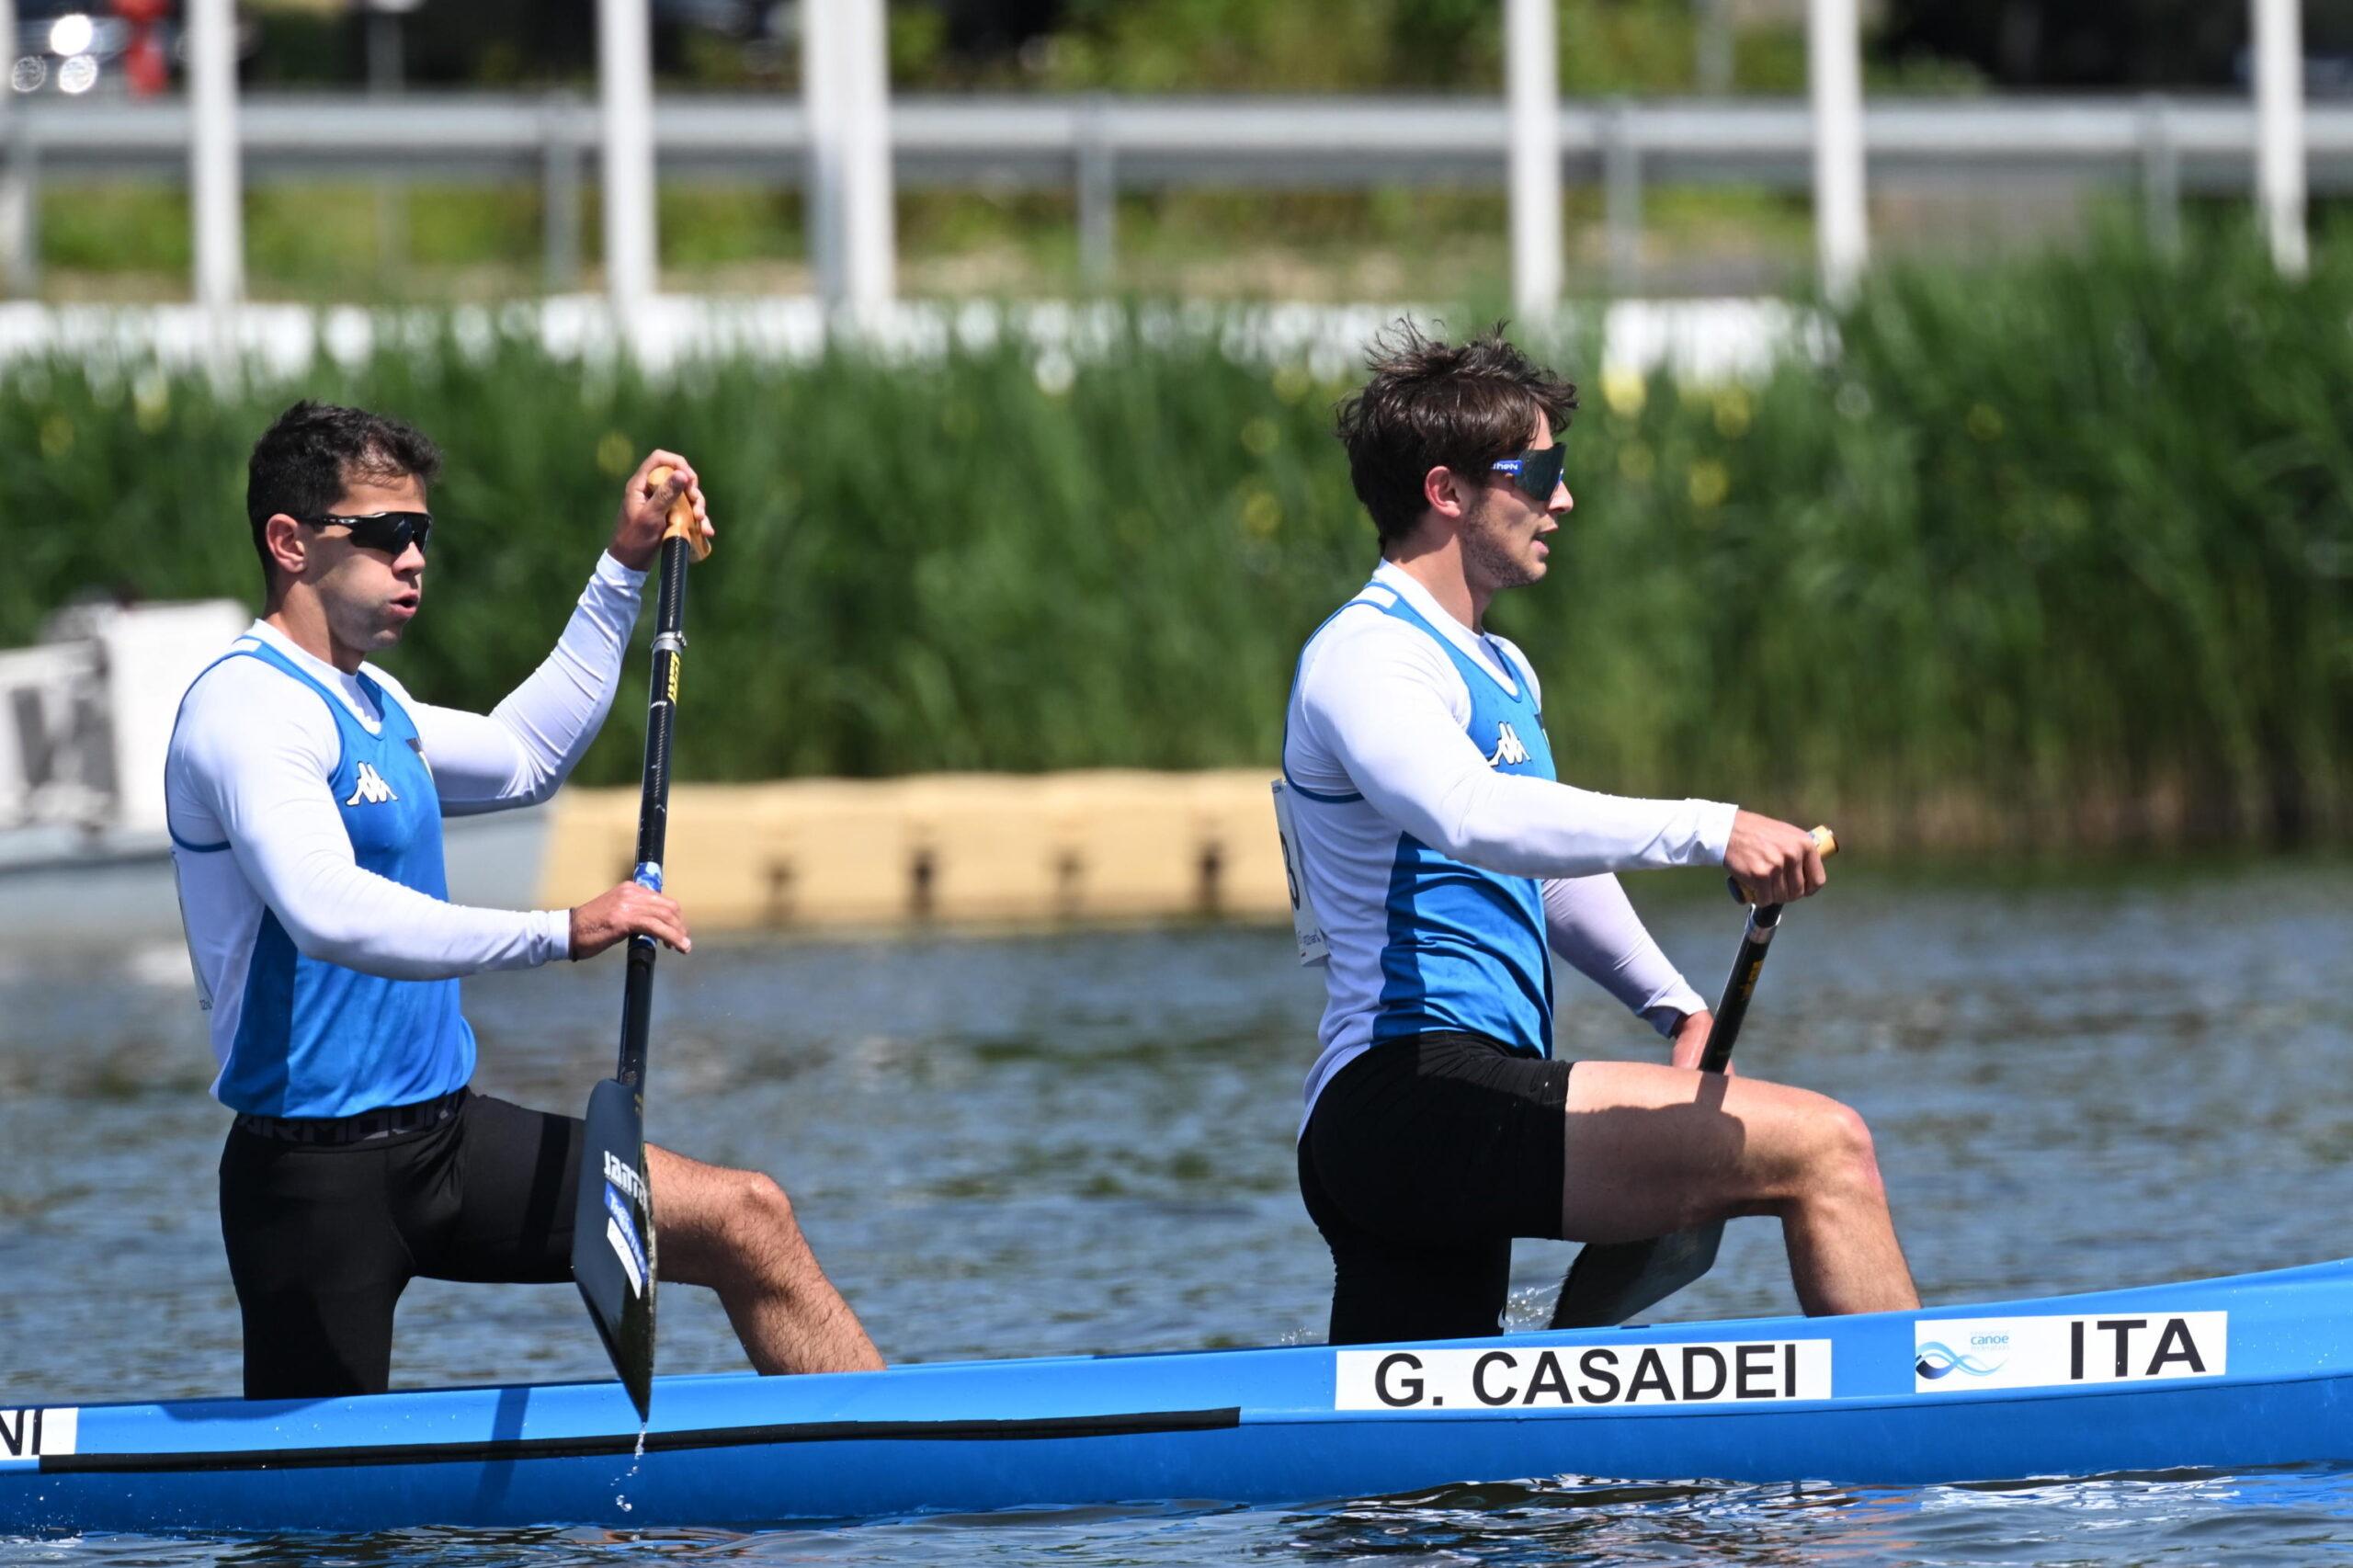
left=0, top=0, right=2342, bottom=310
left=2, top=3, right=2347, bottom=918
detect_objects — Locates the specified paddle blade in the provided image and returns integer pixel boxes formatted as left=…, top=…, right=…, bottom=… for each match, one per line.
left=572, top=1076, right=658, bottom=1419
left=1548, top=1223, right=1725, bottom=1331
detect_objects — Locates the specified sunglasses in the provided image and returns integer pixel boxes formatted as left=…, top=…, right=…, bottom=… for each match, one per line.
left=1489, top=445, right=1568, bottom=502
left=297, top=511, right=433, bottom=554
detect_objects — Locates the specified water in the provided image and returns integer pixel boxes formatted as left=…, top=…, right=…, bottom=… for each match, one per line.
left=0, top=859, right=2347, bottom=1562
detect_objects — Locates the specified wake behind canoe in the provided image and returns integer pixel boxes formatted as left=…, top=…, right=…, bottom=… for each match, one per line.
left=4, top=1257, right=2349, bottom=1536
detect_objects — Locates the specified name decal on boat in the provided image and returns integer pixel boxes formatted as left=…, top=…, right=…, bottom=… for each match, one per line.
left=1335, top=1341, right=1833, bottom=1411
left=1913, top=1312, right=2226, bottom=1392
left=0, top=1407, right=76, bottom=1460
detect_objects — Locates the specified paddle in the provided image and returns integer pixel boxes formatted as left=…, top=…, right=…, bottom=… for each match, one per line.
left=571, top=466, right=710, bottom=1420
left=1546, top=825, right=1838, bottom=1332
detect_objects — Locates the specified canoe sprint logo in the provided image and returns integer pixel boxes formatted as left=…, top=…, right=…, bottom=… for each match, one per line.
left=1915, top=1337, right=2007, bottom=1381
left=1485, top=723, right=1531, bottom=768
left=344, top=762, right=398, bottom=806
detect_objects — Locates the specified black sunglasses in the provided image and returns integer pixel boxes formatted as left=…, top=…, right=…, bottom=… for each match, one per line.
left=296, top=511, right=433, bottom=554
left=1489, top=445, right=1568, bottom=502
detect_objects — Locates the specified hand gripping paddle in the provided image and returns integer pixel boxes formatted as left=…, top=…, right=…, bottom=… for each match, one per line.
left=1547, top=825, right=1838, bottom=1331
left=572, top=467, right=709, bottom=1419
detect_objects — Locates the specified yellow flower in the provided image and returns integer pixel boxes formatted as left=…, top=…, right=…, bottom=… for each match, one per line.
left=1688, top=460, right=1730, bottom=508
left=132, top=370, right=172, bottom=434
left=1618, top=443, right=1655, bottom=483
left=1240, top=415, right=1279, bottom=457
left=597, top=431, right=635, bottom=478
left=39, top=415, right=73, bottom=459
left=1966, top=403, right=2005, bottom=442
left=1241, top=487, right=1282, bottom=536
left=1712, top=387, right=1752, bottom=439
left=1602, top=365, right=1647, bottom=418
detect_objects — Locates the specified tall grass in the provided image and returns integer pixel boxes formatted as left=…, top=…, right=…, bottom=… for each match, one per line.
left=6, top=228, right=2346, bottom=848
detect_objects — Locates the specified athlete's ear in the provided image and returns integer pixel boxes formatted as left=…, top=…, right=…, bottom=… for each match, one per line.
left=264, top=513, right=312, bottom=581
left=1422, top=464, right=1472, bottom=522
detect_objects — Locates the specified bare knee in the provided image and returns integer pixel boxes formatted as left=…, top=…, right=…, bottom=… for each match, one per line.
left=1809, top=1099, right=1887, bottom=1201
left=715, top=1170, right=801, bottom=1255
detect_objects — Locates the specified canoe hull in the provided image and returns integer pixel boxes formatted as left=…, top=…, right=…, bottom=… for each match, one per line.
left=6, top=1258, right=2349, bottom=1535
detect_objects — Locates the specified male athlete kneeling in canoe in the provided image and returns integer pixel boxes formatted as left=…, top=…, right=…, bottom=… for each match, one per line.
left=165, top=402, right=882, bottom=1397
left=1280, top=324, right=1920, bottom=1343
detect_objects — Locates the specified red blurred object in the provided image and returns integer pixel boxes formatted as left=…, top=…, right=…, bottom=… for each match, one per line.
left=112, top=0, right=172, bottom=96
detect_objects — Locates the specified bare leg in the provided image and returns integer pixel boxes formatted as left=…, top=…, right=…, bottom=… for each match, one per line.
left=645, top=1144, right=886, bottom=1373
left=1560, top=1061, right=1918, bottom=1316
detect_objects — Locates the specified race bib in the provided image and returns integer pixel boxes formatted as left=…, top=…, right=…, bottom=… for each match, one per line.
left=1270, top=779, right=1329, bottom=966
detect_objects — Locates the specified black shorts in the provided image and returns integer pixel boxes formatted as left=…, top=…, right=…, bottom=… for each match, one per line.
left=217, top=1088, right=583, bottom=1400
left=1299, top=1031, right=1574, bottom=1346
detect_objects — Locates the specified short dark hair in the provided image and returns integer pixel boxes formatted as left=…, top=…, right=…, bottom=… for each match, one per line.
left=1334, top=321, right=1578, bottom=546
left=245, top=401, right=442, bottom=593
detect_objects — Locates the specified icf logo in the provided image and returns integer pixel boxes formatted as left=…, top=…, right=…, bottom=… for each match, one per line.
left=1915, top=1340, right=2007, bottom=1380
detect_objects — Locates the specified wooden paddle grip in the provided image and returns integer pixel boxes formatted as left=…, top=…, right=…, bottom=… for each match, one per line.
left=648, top=464, right=711, bottom=562
left=1726, top=824, right=1837, bottom=905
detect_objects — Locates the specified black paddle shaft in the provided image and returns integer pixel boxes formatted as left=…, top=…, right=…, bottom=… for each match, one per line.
left=1695, top=899, right=1787, bottom=1074
left=572, top=520, right=697, bottom=1421
left=617, top=529, right=693, bottom=1087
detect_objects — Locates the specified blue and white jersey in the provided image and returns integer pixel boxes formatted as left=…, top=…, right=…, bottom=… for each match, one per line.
left=1282, top=562, right=1735, bottom=1119
left=172, top=642, right=476, bottom=1115
left=165, top=555, right=646, bottom=1118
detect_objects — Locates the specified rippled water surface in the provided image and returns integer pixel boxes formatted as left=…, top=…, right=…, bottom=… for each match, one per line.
left=1, top=858, right=2348, bottom=1563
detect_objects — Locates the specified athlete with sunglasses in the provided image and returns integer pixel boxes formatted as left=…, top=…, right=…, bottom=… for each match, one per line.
left=165, top=401, right=882, bottom=1399
left=1279, top=325, right=1917, bottom=1344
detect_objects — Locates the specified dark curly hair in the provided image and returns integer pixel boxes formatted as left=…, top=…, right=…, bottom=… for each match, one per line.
left=1334, top=321, right=1578, bottom=547
left=245, top=401, right=442, bottom=594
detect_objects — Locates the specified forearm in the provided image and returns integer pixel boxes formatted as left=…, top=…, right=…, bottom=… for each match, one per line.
left=203, top=723, right=571, bottom=977
left=1428, top=773, right=1736, bottom=880
left=1543, top=873, right=1708, bottom=1031
left=1299, top=614, right=1739, bottom=882
left=243, top=837, right=571, bottom=977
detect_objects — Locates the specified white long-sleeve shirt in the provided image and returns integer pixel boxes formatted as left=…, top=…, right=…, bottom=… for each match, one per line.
left=1282, top=561, right=1734, bottom=1115
left=165, top=553, right=643, bottom=1096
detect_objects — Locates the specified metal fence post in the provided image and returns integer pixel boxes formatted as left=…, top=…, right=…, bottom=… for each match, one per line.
left=187, top=0, right=244, bottom=310
left=2140, top=94, right=2180, bottom=257
left=1077, top=95, right=1116, bottom=290
left=597, top=0, right=659, bottom=321
left=805, top=0, right=895, bottom=320
left=1604, top=98, right=1643, bottom=294
left=2253, top=0, right=2308, bottom=278
left=1507, top=0, right=1563, bottom=318
left=543, top=94, right=584, bottom=293
left=1808, top=0, right=1868, bottom=305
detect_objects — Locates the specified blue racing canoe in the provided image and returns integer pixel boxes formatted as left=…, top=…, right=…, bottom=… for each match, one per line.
left=3, top=1257, right=2348, bottom=1535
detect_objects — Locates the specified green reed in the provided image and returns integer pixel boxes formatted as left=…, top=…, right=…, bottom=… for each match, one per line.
left=6, top=226, right=2345, bottom=848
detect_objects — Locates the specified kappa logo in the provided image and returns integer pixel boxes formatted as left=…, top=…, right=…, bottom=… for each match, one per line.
left=344, top=762, right=398, bottom=806
left=1485, top=723, right=1531, bottom=768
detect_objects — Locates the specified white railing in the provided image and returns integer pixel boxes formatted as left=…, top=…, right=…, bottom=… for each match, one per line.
left=0, top=91, right=2335, bottom=302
